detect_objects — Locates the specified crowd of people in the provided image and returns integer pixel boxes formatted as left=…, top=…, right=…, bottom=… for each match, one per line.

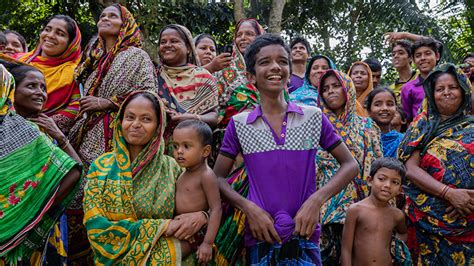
left=0, top=3, right=472, bottom=265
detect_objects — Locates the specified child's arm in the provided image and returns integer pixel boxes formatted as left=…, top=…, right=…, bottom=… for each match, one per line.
left=394, top=209, right=408, bottom=242
left=341, top=205, right=358, bottom=266
left=197, top=169, right=222, bottom=263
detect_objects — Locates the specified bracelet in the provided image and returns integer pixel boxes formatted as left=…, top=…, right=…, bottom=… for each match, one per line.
left=195, top=114, right=201, bottom=121
left=201, top=210, right=209, bottom=221
left=439, top=184, right=449, bottom=199
left=97, top=98, right=103, bottom=111
left=58, top=139, right=69, bottom=149
left=441, top=186, right=451, bottom=199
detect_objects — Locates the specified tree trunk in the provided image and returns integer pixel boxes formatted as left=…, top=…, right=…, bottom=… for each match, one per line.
left=268, top=0, right=286, bottom=34
left=233, top=0, right=245, bottom=22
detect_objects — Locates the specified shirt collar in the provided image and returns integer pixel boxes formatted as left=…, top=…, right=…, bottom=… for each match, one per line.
left=246, top=101, right=304, bottom=124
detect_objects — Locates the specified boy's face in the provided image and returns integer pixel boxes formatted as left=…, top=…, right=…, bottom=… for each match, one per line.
left=247, top=44, right=290, bottom=96
left=391, top=45, right=411, bottom=69
left=291, top=42, right=309, bottom=63
left=368, top=167, right=402, bottom=202
left=372, top=70, right=382, bottom=88
left=414, top=46, right=439, bottom=75
left=172, top=127, right=210, bottom=169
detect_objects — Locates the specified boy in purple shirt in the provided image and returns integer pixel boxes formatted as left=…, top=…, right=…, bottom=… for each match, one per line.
left=288, top=36, right=311, bottom=93
left=401, top=37, right=441, bottom=122
left=214, top=34, right=358, bottom=265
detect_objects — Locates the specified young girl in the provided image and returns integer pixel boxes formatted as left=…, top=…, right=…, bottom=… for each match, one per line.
left=366, top=87, right=404, bottom=158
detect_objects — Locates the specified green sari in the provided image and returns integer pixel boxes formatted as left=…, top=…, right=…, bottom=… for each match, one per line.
left=83, top=91, right=182, bottom=264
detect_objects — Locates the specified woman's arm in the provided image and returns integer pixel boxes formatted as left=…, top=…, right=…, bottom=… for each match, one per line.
left=394, top=209, right=408, bottom=242
left=54, top=167, right=81, bottom=205
left=170, top=111, right=218, bottom=127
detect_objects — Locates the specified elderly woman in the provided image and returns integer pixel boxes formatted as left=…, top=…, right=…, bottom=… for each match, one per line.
left=399, top=64, right=473, bottom=265
left=0, top=64, right=81, bottom=264
left=83, top=91, right=207, bottom=264
left=349, top=61, right=374, bottom=117
left=68, top=4, right=156, bottom=262
left=17, top=15, right=82, bottom=134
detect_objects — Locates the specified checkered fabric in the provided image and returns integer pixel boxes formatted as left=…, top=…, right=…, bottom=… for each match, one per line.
left=0, top=114, right=40, bottom=159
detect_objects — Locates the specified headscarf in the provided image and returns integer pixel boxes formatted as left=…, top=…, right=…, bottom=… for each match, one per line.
left=348, top=61, right=373, bottom=117
left=83, top=91, right=182, bottom=265
left=399, top=63, right=473, bottom=160
left=75, top=4, right=142, bottom=96
left=17, top=17, right=82, bottom=118
left=216, top=18, right=264, bottom=126
left=290, top=54, right=337, bottom=106
left=157, top=24, right=217, bottom=115
left=317, top=69, right=382, bottom=201
left=0, top=64, right=14, bottom=116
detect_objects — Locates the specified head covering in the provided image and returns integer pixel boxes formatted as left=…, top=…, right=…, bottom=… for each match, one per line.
left=75, top=4, right=142, bottom=96
left=158, top=24, right=199, bottom=66
left=399, top=63, right=473, bottom=160
left=0, top=64, right=14, bottom=116
left=17, top=17, right=82, bottom=118
left=216, top=18, right=264, bottom=126
left=290, top=54, right=337, bottom=106
left=348, top=61, right=373, bottom=117
left=83, top=91, right=182, bottom=265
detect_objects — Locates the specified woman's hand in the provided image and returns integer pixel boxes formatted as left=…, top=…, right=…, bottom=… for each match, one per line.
left=79, top=96, right=113, bottom=116
left=444, top=188, right=474, bottom=216
left=29, top=114, right=66, bottom=144
left=167, top=110, right=199, bottom=123
left=167, top=212, right=207, bottom=240
left=205, top=53, right=232, bottom=73
left=243, top=201, right=281, bottom=244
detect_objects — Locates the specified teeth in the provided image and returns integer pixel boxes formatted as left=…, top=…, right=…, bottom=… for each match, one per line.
left=268, top=75, right=281, bottom=80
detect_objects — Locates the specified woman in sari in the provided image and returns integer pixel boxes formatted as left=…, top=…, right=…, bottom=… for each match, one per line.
left=399, top=63, right=473, bottom=265
left=194, top=33, right=231, bottom=74
left=68, top=4, right=156, bottom=263
left=349, top=61, right=373, bottom=117
left=17, top=15, right=82, bottom=134
left=156, top=24, right=218, bottom=152
left=316, top=69, right=382, bottom=264
left=290, top=54, right=337, bottom=106
left=0, top=64, right=81, bottom=264
left=2, top=30, right=28, bottom=57
left=83, top=91, right=207, bottom=264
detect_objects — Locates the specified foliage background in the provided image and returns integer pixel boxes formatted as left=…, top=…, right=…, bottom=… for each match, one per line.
left=0, top=0, right=472, bottom=84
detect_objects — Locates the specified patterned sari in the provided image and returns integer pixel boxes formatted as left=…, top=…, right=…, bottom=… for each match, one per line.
left=0, top=65, right=79, bottom=264
left=316, top=70, right=382, bottom=264
left=398, top=64, right=473, bottom=265
left=290, top=55, right=337, bottom=107
left=348, top=61, right=373, bottom=117
left=17, top=20, right=82, bottom=134
left=83, top=91, right=182, bottom=265
left=68, top=5, right=156, bottom=263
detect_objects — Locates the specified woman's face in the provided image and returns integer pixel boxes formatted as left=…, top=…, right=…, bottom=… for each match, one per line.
left=196, top=37, right=216, bottom=65
left=321, top=74, right=346, bottom=115
left=368, top=91, right=396, bottom=126
left=434, top=73, right=463, bottom=118
left=122, top=96, right=159, bottom=150
left=14, top=71, right=47, bottom=117
left=350, top=64, right=370, bottom=95
left=98, top=6, right=122, bottom=37
left=235, top=21, right=257, bottom=54
left=39, top=18, right=70, bottom=58
left=309, top=58, right=329, bottom=87
left=4, top=33, right=24, bottom=56
left=159, top=28, right=189, bottom=66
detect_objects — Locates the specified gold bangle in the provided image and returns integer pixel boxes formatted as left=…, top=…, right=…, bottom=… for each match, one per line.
left=201, top=210, right=209, bottom=221
left=439, top=184, right=449, bottom=199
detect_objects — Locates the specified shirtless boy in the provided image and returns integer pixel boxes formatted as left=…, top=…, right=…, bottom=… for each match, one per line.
left=171, top=119, right=222, bottom=263
left=341, top=157, right=408, bottom=266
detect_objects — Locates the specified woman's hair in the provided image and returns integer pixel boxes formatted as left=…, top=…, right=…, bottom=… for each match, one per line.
left=365, top=87, right=397, bottom=112
left=237, top=19, right=261, bottom=36
left=0, top=32, right=7, bottom=47
left=0, top=60, right=43, bottom=85
left=119, top=92, right=162, bottom=124
left=194, top=33, right=217, bottom=49
left=160, top=25, right=189, bottom=49
left=3, top=30, right=28, bottom=52
left=43, top=15, right=77, bottom=45
left=244, top=34, right=290, bottom=75
left=175, top=119, right=213, bottom=146
left=391, top=40, right=412, bottom=58
left=369, top=157, right=407, bottom=184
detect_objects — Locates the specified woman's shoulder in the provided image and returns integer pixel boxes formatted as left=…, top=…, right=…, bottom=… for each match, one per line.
left=117, top=46, right=153, bottom=61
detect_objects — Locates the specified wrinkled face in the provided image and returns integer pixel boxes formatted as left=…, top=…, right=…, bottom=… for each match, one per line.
left=350, top=64, right=370, bottom=95
left=414, top=46, right=439, bottom=75
left=196, top=37, right=216, bottom=65
left=172, top=127, right=208, bottom=168
left=235, top=21, right=257, bottom=54
left=14, top=71, right=47, bottom=117
left=122, top=96, right=159, bottom=152
left=291, top=42, right=309, bottom=63
left=368, top=91, right=396, bottom=127
left=39, top=18, right=70, bottom=58
left=392, top=45, right=411, bottom=69
left=433, top=73, right=463, bottom=119
left=372, top=70, right=382, bottom=88
left=98, top=6, right=122, bottom=37
left=159, top=28, right=189, bottom=66
left=4, top=33, right=24, bottom=56
left=309, top=58, right=330, bottom=87
left=368, top=167, right=402, bottom=202
left=321, top=74, right=346, bottom=115
left=247, top=44, right=290, bottom=96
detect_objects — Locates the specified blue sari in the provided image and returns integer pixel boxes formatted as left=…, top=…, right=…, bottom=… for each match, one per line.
left=381, top=130, right=404, bottom=158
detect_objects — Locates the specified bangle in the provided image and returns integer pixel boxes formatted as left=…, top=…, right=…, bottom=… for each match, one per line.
left=58, top=139, right=69, bottom=149
left=97, top=98, right=103, bottom=111
left=441, top=186, right=451, bottom=199
left=195, top=114, right=201, bottom=121
left=439, top=185, right=449, bottom=199
left=201, top=210, right=209, bottom=221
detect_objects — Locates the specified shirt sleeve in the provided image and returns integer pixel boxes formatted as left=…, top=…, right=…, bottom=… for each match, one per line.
left=319, top=113, right=342, bottom=152
left=219, top=118, right=241, bottom=159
